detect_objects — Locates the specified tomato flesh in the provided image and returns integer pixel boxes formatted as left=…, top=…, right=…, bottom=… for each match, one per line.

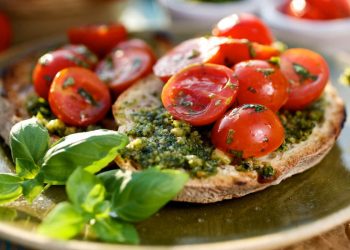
left=280, top=48, right=329, bottom=110
left=211, top=104, right=285, bottom=158
left=67, top=23, right=127, bottom=57
left=153, top=37, right=228, bottom=82
left=96, top=47, right=154, bottom=97
left=162, top=64, right=239, bottom=126
left=62, top=44, right=98, bottom=68
left=33, top=49, right=94, bottom=99
left=233, top=60, right=289, bottom=112
left=48, top=67, right=111, bottom=126
left=212, top=13, right=274, bottom=45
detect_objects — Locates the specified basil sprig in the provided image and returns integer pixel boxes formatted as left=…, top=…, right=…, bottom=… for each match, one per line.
left=0, top=118, right=189, bottom=244
left=0, top=118, right=128, bottom=203
left=38, top=167, right=188, bottom=243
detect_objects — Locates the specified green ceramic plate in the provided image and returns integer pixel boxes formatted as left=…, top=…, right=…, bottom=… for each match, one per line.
left=0, top=33, right=349, bottom=250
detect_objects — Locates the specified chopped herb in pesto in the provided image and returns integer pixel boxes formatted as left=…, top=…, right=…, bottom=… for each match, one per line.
left=242, top=104, right=267, bottom=112
left=121, top=107, right=219, bottom=178
left=78, top=88, right=97, bottom=106
left=278, top=98, right=325, bottom=151
left=246, top=41, right=256, bottom=58
left=257, top=68, right=275, bottom=77
left=247, top=86, right=257, bottom=93
left=63, top=77, right=75, bottom=88
left=292, top=63, right=318, bottom=83
left=226, top=129, right=234, bottom=144
left=188, top=49, right=200, bottom=59
left=268, top=56, right=281, bottom=66
left=26, top=95, right=53, bottom=119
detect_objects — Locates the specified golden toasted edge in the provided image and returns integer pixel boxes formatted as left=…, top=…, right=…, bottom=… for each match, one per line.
left=113, top=76, right=346, bottom=203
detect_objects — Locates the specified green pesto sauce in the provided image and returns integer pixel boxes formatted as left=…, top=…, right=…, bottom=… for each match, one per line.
left=26, top=95, right=101, bottom=137
left=278, top=98, right=325, bottom=151
left=121, top=108, right=218, bottom=178
left=122, top=98, right=325, bottom=179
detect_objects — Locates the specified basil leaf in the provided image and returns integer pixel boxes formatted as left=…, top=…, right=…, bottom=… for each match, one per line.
left=38, top=202, right=85, bottom=240
left=97, top=170, right=119, bottom=199
left=21, top=173, right=44, bottom=203
left=92, top=218, right=139, bottom=244
left=15, top=158, right=38, bottom=180
left=9, top=118, right=49, bottom=179
left=66, top=168, right=105, bottom=213
left=0, top=174, right=23, bottom=205
left=111, top=168, right=188, bottom=222
left=41, top=130, right=128, bottom=184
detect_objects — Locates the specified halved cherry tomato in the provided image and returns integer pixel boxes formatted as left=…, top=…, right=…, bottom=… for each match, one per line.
left=211, top=104, right=285, bottom=158
left=280, top=48, right=329, bottom=110
left=48, top=67, right=111, bottom=126
left=115, top=38, right=156, bottom=62
left=153, top=37, right=228, bottom=82
left=33, top=49, right=94, bottom=99
left=153, top=36, right=280, bottom=82
left=62, top=44, right=98, bottom=68
left=96, top=47, right=154, bottom=97
left=280, top=0, right=350, bottom=20
left=162, top=64, right=239, bottom=126
left=233, top=60, right=289, bottom=112
left=212, top=13, right=274, bottom=45
left=67, top=23, right=127, bottom=57
left=0, top=11, right=11, bottom=52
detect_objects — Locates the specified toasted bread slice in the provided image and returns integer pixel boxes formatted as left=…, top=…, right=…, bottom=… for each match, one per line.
left=113, top=74, right=346, bottom=203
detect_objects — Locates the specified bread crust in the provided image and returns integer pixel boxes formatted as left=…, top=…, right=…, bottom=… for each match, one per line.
left=113, top=74, right=346, bottom=203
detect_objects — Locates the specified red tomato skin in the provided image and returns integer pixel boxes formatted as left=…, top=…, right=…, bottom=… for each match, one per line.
left=48, top=67, right=111, bottom=126
left=280, top=48, right=329, bottom=110
left=211, top=105, right=285, bottom=158
left=67, top=23, right=127, bottom=57
left=233, top=60, right=289, bottom=112
left=96, top=47, right=154, bottom=97
left=162, top=63, right=239, bottom=126
left=0, top=12, right=11, bottom=52
left=280, top=0, right=350, bottom=20
left=33, top=49, right=93, bottom=99
left=212, top=13, right=274, bottom=45
left=221, top=39, right=280, bottom=66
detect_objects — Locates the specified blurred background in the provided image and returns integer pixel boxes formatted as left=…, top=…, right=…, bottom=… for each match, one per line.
left=0, top=0, right=350, bottom=53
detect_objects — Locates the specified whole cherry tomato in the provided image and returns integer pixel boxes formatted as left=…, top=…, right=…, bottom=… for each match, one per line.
left=67, top=23, right=127, bottom=57
left=280, top=48, right=329, bottom=110
left=96, top=47, right=155, bottom=97
left=33, top=49, right=95, bottom=99
left=233, top=60, right=289, bottom=112
left=48, top=67, right=111, bottom=126
left=0, top=11, right=11, bottom=52
left=212, top=13, right=274, bottom=45
left=280, top=0, right=350, bottom=20
left=162, top=63, right=239, bottom=126
left=211, top=104, right=285, bottom=158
